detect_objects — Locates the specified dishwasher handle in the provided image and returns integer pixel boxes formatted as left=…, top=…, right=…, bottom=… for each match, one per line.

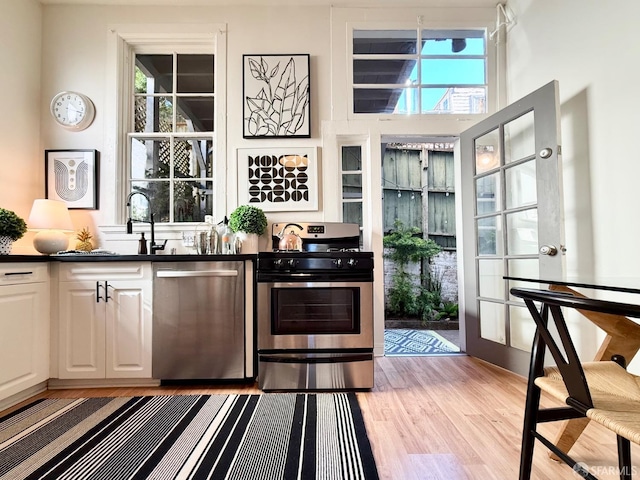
left=155, top=269, right=239, bottom=278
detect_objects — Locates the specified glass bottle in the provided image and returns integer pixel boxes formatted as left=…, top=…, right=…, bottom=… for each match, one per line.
left=138, top=232, right=148, bottom=254
left=221, top=217, right=234, bottom=254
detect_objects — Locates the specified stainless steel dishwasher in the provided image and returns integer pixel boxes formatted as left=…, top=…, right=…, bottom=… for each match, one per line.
left=152, top=261, right=245, bottom=380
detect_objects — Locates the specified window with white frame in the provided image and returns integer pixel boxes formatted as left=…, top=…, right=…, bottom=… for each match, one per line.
left=107, top=19, right=226, bottom=224
left=352, top=28, right=487, bottom=115
left=124, top=39, right=222, bottom=224
left=341, top=144, right=364, bottom=247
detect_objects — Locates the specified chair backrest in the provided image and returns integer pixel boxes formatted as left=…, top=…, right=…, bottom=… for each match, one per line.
left=509, top=288, right=640, bottom=412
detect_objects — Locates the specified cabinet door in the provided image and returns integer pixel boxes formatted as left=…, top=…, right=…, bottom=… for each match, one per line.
left=105, top=280, right=152, bottom=378
left=0, top=282, right=49, bottom=400
left=58, top=281, right=106, bottom=379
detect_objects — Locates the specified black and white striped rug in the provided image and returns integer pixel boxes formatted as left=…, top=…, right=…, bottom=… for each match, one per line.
left=0, top=393, right=379, bottom=480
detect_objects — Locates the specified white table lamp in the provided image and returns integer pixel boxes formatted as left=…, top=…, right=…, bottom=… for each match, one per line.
left=28, top=199, right=74, bottom=254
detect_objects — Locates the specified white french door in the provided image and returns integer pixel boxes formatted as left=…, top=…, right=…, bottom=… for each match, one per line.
left=460, top=80, right=565, bottom=375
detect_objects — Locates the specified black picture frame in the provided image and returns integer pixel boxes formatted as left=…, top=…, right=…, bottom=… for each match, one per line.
left=45, top=149, right=99, bottom=209
left=243, top=54, right=310, bottom=138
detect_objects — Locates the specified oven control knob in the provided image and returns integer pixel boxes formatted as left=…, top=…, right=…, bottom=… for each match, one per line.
left=287, top=259, right=298, bottom=269
left=347, top=258, right=358, bottom=268
left=334, top=258, right=344, bottom=268
left=273, top=258, right=284, bottom=269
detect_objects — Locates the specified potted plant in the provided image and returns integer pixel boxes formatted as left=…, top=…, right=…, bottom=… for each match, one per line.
left=0, top=207, right=27, bottom=255
left=229, top=205, right=268, bottom=253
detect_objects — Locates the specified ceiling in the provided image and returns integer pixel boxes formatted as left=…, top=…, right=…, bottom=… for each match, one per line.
left=39, top=0, right=498, bottom=7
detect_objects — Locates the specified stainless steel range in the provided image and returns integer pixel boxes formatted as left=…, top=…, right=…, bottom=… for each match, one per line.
left=256, top=222, right=374, bottom=391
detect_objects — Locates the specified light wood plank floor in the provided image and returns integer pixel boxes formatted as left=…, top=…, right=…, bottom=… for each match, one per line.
left=3, top=355, right=638, bottom=479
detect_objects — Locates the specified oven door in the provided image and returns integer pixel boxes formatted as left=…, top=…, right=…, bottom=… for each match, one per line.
left=257, top=281, right=373, bottom=351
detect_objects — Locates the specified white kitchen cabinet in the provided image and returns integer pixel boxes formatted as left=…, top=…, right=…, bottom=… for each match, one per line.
left=0, top=263, right=49, bottom=402
left=57, top=262, right=152, bottom=379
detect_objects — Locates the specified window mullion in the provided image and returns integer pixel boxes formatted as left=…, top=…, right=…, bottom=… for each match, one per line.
left=352, top=27, right=488, bottom=115
left=416, top=27, right=422, bottom=113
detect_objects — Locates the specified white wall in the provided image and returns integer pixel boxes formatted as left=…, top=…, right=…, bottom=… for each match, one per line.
left=507, top=0, right=640, bottom=370
left=37, top=5, right=330, bottom=253
left=508, top=0, right=640, bottom=278
left=0, top=0, right=42, bottom=253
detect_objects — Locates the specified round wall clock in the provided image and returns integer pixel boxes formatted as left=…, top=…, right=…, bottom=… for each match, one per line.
left=50, top=91, right=95, bottom=131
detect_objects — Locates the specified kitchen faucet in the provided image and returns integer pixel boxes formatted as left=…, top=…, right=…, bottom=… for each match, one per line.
left=126, top=191, right=167, bottom=253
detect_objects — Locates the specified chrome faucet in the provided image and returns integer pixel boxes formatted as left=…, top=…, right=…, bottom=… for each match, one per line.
left=126, top=191, right=167, bottom=253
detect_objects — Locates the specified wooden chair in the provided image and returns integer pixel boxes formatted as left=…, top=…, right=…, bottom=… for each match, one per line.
left=510, top=287, right=640, bottom=480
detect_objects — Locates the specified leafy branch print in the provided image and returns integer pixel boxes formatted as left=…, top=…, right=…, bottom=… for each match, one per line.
left=245, top=56, right=309, bottom=137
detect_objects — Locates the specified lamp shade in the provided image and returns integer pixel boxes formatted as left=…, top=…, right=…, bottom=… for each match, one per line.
left=28, top=199, right=74, bottom=254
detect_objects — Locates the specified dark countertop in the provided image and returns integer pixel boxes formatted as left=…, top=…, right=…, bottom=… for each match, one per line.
left=0, top=254, right=256, bottom=263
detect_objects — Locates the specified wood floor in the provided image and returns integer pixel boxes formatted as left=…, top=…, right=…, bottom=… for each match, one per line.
left=4, top=355, right=638, bottom=479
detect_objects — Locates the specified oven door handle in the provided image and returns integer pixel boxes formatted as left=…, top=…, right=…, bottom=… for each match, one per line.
left=259, top=353, right=373, bottom=364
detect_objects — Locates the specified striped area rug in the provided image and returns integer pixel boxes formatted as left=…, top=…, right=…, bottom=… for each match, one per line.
left=0, top=393, right=378, bottom=480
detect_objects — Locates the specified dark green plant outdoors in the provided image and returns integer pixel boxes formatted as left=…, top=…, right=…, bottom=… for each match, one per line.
left=418, top=272, right=459, bottom=322
left=0, top=207, right=27, bottom=241
left=229, top=205, right=268, bottom=235
left=384, top=220, right=460, bottom=322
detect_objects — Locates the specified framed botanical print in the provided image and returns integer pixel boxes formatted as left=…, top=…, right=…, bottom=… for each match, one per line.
left=243, top=54, right=310, bottom=138
left=45, top=149, right=98, bottom=209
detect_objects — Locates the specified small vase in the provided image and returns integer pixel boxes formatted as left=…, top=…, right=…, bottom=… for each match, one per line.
left=235, top=232, right=259, bottom=253
left=0, top=236, right=13, bottom=255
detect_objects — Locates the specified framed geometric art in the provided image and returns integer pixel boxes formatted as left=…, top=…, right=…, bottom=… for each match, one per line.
left=243, top=54, right=310, bottom=138
left=45, top=149, right=98, bottom=209
left=237, top=147, right=318, bottom=212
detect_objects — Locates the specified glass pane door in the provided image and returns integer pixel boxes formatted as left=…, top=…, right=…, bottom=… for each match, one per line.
left=460, top=81, right=565, bottom=375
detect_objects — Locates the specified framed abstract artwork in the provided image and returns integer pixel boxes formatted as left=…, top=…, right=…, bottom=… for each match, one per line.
left=45, top=149, right=98, bottom=209
left=237, top=147, right=319, bottom=212
left=242, top=54, right=310, bottom=138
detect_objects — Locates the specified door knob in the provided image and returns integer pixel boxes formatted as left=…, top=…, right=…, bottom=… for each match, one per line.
left=539, top=245, right=558, bottom=256
left=539, top=147, right=553, bottom=158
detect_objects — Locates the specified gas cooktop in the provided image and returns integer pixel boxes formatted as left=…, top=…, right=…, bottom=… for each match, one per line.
left=257, top=251, right=373, bottom=275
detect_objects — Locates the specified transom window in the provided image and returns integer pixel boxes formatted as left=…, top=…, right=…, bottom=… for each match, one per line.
left=129, top=52, right=216, bottom=223
left=352, top=28, right=487, bottom=115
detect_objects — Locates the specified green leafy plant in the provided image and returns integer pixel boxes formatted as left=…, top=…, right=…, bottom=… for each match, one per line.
left=417, top=272, right=458, bottom=322
left=436, top=302, right=459, bottom=320
left=229, top=205, right=268, bottom=235
left=0, top=207, right=27, bottom=241
left=384, top=220, right=442, bottom=319
left=387, top=274, right=420, bottom=317
left=383, top=222, right=442, bottom=265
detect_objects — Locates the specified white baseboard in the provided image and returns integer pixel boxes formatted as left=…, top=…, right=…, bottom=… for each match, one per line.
left=47, top=378, right=161, bottom=390
left=0, top=382, right=48, bottom=412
